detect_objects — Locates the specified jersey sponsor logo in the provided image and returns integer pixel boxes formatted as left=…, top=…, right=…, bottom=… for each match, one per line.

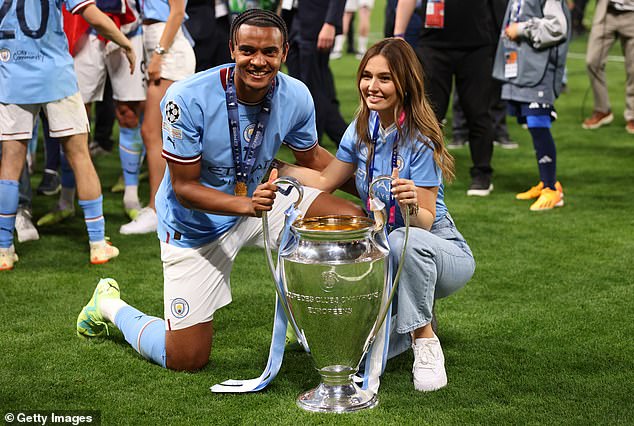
left=165, top=101, right=180, bottom=123
left=0, top=48, right=9, bottom=62
left=171, top=298, right=190, bottom=318
left=11, top=49, right=43, bottom=62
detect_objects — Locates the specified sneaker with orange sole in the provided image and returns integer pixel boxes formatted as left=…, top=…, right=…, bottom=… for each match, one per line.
left=0, top=245, right=19, bottom=271
left=516, top=181, right=564, bottom=200
left=90, top=240, right=119, bottom=265
left=530, top=188, right=564, bottom=211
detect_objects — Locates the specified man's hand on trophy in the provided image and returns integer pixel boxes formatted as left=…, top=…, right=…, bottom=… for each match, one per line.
left=252, top=168, right=279, bottom=217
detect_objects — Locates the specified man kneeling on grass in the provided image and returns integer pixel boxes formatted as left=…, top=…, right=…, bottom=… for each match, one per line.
left=75, top=9, right=360, bottom=371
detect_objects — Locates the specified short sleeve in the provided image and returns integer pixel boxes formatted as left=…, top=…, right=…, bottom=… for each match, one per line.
left=64, top=0, right=95, bottom=14
left=335, top=122, right=359, bottom=165
left=160, top=88, right=203, bottom=165
left=283, top=84, right=318, bottom=151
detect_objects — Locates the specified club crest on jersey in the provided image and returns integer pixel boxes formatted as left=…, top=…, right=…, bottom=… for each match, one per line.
left=396, top=155, right=404, bottom=172
left=171, top=298, right=190, bottom=318
left=243, top=123, right=256, bottom=142
left=0, top=49, right=10, bottom=62
left=165, top=101, right=180, bottom=123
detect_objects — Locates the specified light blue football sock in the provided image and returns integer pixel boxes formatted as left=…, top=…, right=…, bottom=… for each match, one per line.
left=0, top=180, right=19, bottom=248
left=119, top=125, right=143, bottom=186
left=114, top=306, right=167, bottom=368
left=78, top=196, right=104, bottom=242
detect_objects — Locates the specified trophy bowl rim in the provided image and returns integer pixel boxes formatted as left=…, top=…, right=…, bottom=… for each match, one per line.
left=292, top=215, right=374, bottom=240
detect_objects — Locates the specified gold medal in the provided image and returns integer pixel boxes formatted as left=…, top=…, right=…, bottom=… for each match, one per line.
left=234, top=181, right=247, bottom=197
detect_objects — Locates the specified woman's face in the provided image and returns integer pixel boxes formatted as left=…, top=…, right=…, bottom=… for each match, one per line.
left=359, top=55, right=399, bottom=121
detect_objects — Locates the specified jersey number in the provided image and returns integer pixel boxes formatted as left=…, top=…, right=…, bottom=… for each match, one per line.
left=0, top=0, right=49, bottom=39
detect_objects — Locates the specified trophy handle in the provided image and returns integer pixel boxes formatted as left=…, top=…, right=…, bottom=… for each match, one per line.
left=366, top=175, right=411, bottom=346
left=261, top=176, right=306, bottom=346
left=262, top=176, right=303, bottom=278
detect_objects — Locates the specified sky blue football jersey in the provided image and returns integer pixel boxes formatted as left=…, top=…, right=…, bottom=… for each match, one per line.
left=0, top=0, right=92, bottom=104
left=336, top=112, right=447, bottom=228
left=140, top=0, right=169, bottom=21
left=156, top=64, right=318, bottom=248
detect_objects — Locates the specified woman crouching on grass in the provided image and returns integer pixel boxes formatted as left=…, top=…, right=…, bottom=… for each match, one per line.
left=277, top=38, right=475, bottom=391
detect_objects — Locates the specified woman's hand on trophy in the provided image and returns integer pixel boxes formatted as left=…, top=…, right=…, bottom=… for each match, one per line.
left=391, top=168, right=419, bottom=216
left=252, top=168, right=279, bottom=217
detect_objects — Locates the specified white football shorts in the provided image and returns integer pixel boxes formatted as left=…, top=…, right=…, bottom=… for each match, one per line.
left=143, top=23, right=195, bottom=82
left=74, top=33, right=147, bottom=103
left=345, top=0, right=375, bottom=12
left=162, top=186, right=322, bottom=331
left=0, top=92, right=89, bottom=141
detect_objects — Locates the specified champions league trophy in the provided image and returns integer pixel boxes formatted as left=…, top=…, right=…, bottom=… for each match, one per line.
left=261, top=176, right=409, bottom=413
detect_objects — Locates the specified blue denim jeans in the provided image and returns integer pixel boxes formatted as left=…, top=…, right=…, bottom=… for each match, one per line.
left=386, top=213, right=475, bottom=359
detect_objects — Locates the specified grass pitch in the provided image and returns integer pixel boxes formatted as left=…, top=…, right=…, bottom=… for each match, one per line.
left=1, top=3, right=633, bottom=424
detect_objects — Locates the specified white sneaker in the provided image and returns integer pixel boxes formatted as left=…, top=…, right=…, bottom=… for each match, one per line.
left=119, top=207, right=157, bottom=235
left=412, top=334, right=447, bottom=392
left=0, top=245, right=19, bottom=271
left=15, top=208, right=40, bottom=243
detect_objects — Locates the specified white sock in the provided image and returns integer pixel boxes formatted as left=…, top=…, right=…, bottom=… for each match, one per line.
left=123, top=185, right=140, bottom=210
left=357, top=36, right=368, bottom=54
left=332, top=34, right=345, bottom=54
left=100, top=298, right=128, bottom=324
left=58, top=187, right=76, bottom=210
left=414, top=334, right=438, bottom=346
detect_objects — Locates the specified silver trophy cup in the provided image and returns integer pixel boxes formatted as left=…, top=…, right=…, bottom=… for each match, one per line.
left=262, top=176, right=409, bottom=413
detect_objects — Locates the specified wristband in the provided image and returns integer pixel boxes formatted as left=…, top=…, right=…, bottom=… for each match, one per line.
left=394, top=33, right=405, bottom=38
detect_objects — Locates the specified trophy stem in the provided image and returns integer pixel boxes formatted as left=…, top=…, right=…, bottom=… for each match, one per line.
left=296, top=367, right=378, bottom=413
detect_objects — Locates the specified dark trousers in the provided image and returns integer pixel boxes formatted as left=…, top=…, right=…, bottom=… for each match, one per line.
left=415, top=44, right=494, bottom=178
left=453, top=79, right=509, bottom=141
left=286, top=39, right=348, bottom=145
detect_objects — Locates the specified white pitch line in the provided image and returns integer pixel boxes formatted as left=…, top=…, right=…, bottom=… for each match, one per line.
left=566, top=51, right=625, bottom=63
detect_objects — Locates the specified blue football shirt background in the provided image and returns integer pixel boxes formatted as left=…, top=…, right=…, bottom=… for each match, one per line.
left=0, top=0, right=90, bottom=104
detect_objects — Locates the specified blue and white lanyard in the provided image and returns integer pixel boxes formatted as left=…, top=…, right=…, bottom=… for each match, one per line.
left=366, top=117, right=399, bottom=227
left=225, top=67, right=275, bottom=189
left=508, top=0, right=523, bottom=25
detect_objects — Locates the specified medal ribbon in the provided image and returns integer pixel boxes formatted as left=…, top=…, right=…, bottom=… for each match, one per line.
left=366, top=115, right=399, bottom=227
left=225, top=66, right=275, bottom=194
left=210, top=203, right=302, bottom=393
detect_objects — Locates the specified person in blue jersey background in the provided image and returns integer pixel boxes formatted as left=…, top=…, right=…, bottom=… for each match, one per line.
left=119, top=0, right=197, bottom=235
left=278, top=38, right=475, bottom=392
left=76, top=9, right=362, bottom=372
left=0, top=0, right=136, bottom=270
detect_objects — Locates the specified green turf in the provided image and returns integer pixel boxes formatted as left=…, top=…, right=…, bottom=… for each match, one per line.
left=1, top=4, right=633, bottom=424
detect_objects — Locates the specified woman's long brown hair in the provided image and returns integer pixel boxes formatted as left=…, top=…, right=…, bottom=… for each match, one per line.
left=355, top=38, right=455, bottom=182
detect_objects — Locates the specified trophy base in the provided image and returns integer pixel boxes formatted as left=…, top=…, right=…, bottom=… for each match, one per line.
left=296, top=381, right=378, bottom=413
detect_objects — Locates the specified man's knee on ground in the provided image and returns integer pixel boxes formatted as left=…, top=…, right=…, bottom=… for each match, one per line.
left=166, top=345, right=211, bottom=372
left=165, top=322, right=213, bottom=372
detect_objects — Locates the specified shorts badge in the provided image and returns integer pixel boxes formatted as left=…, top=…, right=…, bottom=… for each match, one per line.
left=171, top=298, right=190, bottom=318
